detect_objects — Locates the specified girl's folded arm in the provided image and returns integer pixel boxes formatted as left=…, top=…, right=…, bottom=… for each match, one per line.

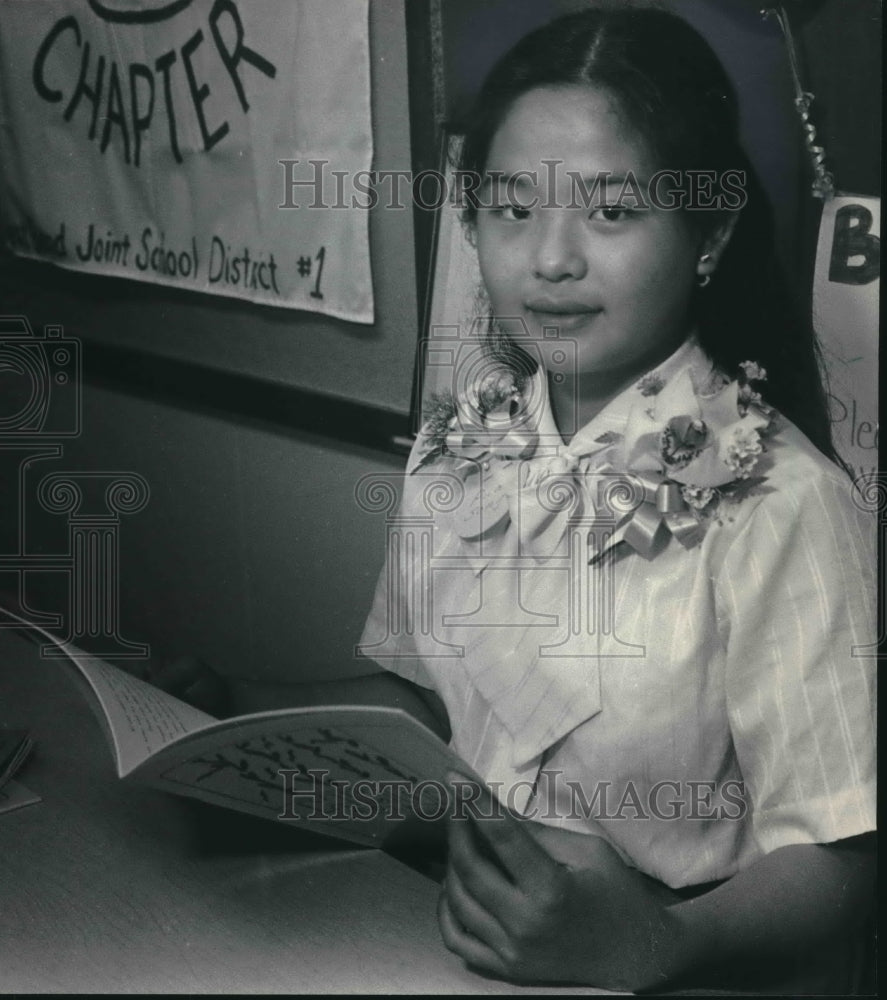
left=660, top=832, right=875, bottom=989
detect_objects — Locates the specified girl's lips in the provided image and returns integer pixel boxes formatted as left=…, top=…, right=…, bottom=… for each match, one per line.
left=524, top=301, right=603, bottom=330
left=525, top=297, right=601, bottom=314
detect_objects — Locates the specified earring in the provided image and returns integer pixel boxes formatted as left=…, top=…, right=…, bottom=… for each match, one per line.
left=697, top=252, right=713, bottom=288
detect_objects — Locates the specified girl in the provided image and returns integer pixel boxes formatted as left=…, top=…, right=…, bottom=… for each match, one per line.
left=357, top=4, right=875, bottom=993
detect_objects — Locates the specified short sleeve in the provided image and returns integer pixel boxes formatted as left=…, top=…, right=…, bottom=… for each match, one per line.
left=356, top=550, right=438, bottom=691
left=715, top=471, right=876, bottom=855
left=355, top=444, right=439, bottom=692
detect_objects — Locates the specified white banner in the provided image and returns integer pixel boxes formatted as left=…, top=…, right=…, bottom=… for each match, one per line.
left=813, top=194, right=880, bottom=479
left=0, top=0, right=374, bottom=322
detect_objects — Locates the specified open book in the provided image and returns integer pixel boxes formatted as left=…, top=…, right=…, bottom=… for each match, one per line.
left=3, top=610, right=476, bottom=848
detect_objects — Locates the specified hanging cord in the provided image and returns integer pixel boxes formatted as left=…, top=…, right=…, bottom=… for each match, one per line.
left=761, top=3, right=835, bottom=199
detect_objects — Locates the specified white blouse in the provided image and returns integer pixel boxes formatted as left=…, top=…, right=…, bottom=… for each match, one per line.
left=358, top=338, right=876, bottom=888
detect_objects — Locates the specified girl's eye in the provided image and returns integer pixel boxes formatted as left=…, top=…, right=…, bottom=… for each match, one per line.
left=590, top=206, right=635, bottom=223
left=494, top=204, right=532, bottom=221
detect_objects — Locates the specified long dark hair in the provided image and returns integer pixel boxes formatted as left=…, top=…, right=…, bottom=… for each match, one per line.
left=455, top=3, right=840, bottom=464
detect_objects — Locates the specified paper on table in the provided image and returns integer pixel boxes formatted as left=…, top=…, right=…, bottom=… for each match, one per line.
left=0, top=779, right=41, bottom=815
left=0, top=729, right=34, bottom=788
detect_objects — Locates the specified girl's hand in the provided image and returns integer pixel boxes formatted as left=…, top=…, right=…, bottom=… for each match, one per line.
left=438, top=773, right=682, bottom=991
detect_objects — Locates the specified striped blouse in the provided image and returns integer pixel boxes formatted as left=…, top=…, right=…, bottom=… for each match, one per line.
left=358, top=337, right=876, bottom=888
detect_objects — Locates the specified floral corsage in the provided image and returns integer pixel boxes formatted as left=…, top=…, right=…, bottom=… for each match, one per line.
left=411, top=367, right=534, bottom=472
left=409, top=360, right=777, bottom=562
left=599, top=361, right=777, bottom=557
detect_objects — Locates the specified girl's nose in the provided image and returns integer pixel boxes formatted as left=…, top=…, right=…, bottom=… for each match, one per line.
left=532, top=214, right=587, bottom=282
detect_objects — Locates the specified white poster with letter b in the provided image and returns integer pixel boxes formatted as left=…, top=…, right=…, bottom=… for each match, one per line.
left=813, top=194, right=879, bottom=479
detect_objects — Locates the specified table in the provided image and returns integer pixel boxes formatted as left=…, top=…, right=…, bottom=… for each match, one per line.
left=0, top=627, right=611, bottom=994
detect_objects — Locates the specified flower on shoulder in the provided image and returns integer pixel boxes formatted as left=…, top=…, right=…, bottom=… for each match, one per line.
left=424, top=390, right=458, bottom=447
left=636, top=371, right=666, bottom=397
left=619, top=366, right=773, bottom=488
left=739, top=360, right=767, bottom=382
left=681, top=485, right=716, bottom=511
left=411, top=390, right=458, bottom=470
left=724, top=425, right=764, bottom=479
left=411, top=364, right=534, bottom=473
left=661, top=415, right=709, bottom=468
left=475, top=369, right=520, bottom=414
left=736, top=360, right=773, bottom=416
left=594, top=361, right=778, bottom=556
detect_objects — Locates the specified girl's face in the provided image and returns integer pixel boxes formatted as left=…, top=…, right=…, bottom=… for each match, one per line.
left=476, top=85, right=703, bottom=387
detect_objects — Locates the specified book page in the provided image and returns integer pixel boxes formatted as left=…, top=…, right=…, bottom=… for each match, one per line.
left=132, top=706, right=478, bottom=847
left=66, top=650, right=217, bottom=777
left=0, top=608, right=216, bottom=776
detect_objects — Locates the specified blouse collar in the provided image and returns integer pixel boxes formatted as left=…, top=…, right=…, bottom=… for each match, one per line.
left=530, top=334, right=715, bottom=458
